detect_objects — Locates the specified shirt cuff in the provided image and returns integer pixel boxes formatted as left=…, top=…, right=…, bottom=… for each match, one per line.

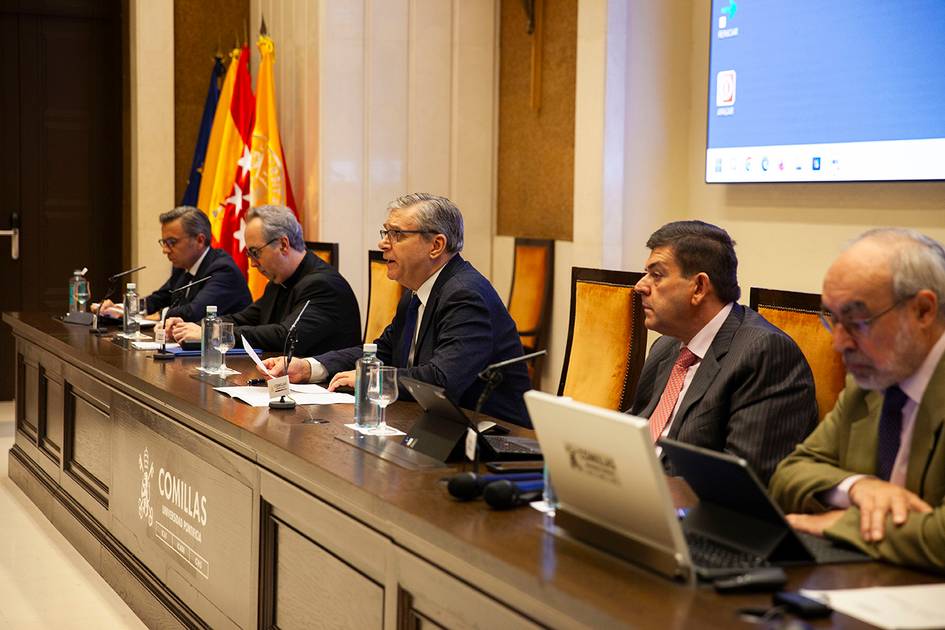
left=820, top=474, right=869, bottom=509
left=306, top=358, right=328, bottom=383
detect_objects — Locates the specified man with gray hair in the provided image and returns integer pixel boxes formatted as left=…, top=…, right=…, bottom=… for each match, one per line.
left=770, top=228, right=945, bottom=572
left=168, top=205, right=361, bottom=356
left=93, top=206, right=251, bottom=321
left=260, top=193, right=532, bottom=427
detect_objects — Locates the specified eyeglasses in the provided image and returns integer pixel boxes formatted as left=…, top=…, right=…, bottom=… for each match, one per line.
left=247, top=237, right=280, bottom=260
left=819, top=294, right=915, bottom=339
left=157, top=236, right=190, bottom=248
left=379, top=228, right=435, bottom=243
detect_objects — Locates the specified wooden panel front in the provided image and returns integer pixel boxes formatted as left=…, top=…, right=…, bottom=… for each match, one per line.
left=18, top=348, right=39, bottom=441
left=39, top=361, right=64, bottom=465
left=272, top=519, right=383, bottom=629
left=64, top=384, right=111, bottom=506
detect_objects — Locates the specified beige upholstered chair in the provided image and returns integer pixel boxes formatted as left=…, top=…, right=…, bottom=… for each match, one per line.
left=304, top=241, right=339, bottom=269
left=506, top=238, right=554, bottom=387
left=364, top=250, right=404, bottom=343
left=558, top=268, right=647, bottom=411
left=750, top=287, right=846, bottom=421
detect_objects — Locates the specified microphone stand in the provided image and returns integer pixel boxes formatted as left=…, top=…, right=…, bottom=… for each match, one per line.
left=151, top=274, right=213, bottom=361
left=471, top=349, right=547, bottom=474
left=91, top=265, right=147, bottom=335
left=269, top=299, right=311, bottom=410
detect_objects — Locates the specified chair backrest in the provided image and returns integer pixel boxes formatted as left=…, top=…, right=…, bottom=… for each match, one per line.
left=558, top=268, right=647, bottom=411
left=749, top=287, right=845, bottom=421
left=305, top=241, right=339, bottom=269
left=507, top=238, right=554, bottom=352
left=364, top=250, right=404, bottom=343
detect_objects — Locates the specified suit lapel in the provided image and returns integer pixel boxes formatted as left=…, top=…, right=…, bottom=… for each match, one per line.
left=669, top=305, right=743, bottom=437
left=413, top=255, right=464, bottom=360
left=906, top=354, right=945, bottom=491
left=847, top=391, right=883, bottom=473
left=642, top=341, right=679, bottom=418
left=194, top=247, right=214, bottom=279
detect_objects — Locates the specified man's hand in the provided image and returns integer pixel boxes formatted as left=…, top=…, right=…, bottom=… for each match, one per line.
left=786, top=510, right=847, bottom=537
left=259, top=357, right=311, bottom=383
left=93, top=299, right=123, bottom=318
left=328, top=370, right=356, bottom=391
left=849, top=477, right=933, bottom=542
left=167, top=319, right=201, bottom=343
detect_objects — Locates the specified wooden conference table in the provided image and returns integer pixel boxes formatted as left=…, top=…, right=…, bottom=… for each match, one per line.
left=4, top=312, right=940, bottom=629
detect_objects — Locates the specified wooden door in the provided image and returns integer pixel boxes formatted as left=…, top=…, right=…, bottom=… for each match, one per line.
left=0, top=0, right=123, bottom=400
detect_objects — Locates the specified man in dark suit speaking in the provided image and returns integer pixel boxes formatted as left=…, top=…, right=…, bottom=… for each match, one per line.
left=168, top=205, right=361, bottom=357
left=261, top=193, right=531, bottom=427
left=93, top=206, right=252, bottom=321
left=629, top=220, right=818, bottom=483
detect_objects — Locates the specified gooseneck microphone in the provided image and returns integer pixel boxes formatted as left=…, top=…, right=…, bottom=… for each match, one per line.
left=446, top=472, right=544, bottom=500
left=169, top=274, right=212, bottom=296
left=269, top=300, right=312, bottom=410
left=476, top=349, right=548, bottom=381
left=92, top=264, right=147, bottom=335
left=108, top=264, right=147, bottom=283
left=483, top=479, right=545, bottom=509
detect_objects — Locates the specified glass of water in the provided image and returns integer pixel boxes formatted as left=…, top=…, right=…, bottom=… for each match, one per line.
left=211, top=321, right=239, bottom=376
left=367, top=366, right=398, bottom=431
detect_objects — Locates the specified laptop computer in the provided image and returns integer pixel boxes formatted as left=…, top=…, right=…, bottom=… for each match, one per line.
left=398, top=377, right=542, bottom=462
left=524, top=391, right=868, bottom=583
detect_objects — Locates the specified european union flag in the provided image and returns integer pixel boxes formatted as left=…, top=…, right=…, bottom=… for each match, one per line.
left=181, top=56, right=225, bottom=207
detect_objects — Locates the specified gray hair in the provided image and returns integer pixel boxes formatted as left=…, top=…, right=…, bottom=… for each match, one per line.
left=245, top=205, right=305, bottom=251
left=159, top=206, right=211, bottom=242
left=388, top=193, right=464, bottom=253
left=854, top=228, right=945, bottom=317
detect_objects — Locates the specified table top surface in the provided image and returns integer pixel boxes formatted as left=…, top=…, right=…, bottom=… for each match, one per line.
left=6, top=312, right=942, bottom=629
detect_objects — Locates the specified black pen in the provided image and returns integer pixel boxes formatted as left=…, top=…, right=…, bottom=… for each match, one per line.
left=246, top=378, right=267, bottom=386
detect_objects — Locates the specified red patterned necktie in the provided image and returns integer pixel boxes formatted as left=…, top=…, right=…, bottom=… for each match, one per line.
left=649, top=347, right=699, bottom=443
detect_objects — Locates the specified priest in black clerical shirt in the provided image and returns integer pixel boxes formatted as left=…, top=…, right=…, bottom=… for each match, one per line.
left=166, top=205, right=361, bottom=356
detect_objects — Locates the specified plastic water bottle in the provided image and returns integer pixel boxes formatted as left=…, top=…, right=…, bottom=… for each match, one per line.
left=122, top=283, right=140, bottom=336
left=200, top=306, right=221, bottom=373
left=68, top=270, right=83, bottom=313
left=354, top=343, right=382, bottom=429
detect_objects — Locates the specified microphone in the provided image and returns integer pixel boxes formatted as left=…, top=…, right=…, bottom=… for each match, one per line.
left=108, top=264, right=146, bottom=283
left=477, top=349, right=548, bottom=380
left=446, top=472, right=543, bottom=500
left=170, top=274, right=212, bottom=295
left=483, top=479, right=544, bottom=509
left=269, top=300, right=312, bottom=410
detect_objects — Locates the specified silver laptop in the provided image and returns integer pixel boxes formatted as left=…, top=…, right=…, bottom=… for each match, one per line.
left=525, top=390, right=698, bottom=582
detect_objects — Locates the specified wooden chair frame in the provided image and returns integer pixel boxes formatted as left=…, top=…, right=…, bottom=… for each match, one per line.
left=305, top=241, right=340, bottom=270
left=364, top=249, right=403, bottom=343
left=558, top=267, right=647, bottom=410
left=507, top=238, right=554, bottom=387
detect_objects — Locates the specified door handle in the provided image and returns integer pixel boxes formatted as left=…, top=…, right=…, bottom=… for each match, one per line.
left=0, top=211, right=19, bottom=260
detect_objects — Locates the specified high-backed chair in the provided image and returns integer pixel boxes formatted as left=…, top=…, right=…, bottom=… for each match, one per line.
left=364, top=250, right=404, bottom=343
left=750, top=287, right=845, bottom=421
left=558, top=268, right=647, bottom=411
left=305, top=241, right=339, bottom=269
left=506, top=238, right=554, bottom=387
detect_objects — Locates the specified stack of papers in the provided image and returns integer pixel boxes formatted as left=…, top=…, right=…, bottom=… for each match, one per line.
left=215, top=383, right=355, bottom=407
left=802, top=584, right=945, bottom=629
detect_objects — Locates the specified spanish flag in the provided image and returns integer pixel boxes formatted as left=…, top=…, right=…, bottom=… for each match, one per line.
left=248, top=34, right=298, bottom=299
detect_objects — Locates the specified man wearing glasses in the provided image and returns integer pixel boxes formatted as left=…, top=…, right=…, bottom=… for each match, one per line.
left=771, top=228, right=945, bottom=572
left=93, top=206, right=251, bottom=321
left=259, top=193, right=532, bottom=427
left=167, top=205, right=361, bottom=356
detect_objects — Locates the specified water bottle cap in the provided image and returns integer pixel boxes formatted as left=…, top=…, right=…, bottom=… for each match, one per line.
left=126, top=283, right=136, bottom=290
left=206, top=305, right=217, bottom=314
left=73, top=269, right=83, bottom=275
left=363, top=343, right=377, bottom=353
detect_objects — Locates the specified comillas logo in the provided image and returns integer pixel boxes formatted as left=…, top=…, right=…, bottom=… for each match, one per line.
left=138, top=448, right=154, bottom=526
left=158, top=467, right=209, bottom=527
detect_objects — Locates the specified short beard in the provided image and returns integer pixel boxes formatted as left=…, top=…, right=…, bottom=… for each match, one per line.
left=846, top=326, right=925, bottom=391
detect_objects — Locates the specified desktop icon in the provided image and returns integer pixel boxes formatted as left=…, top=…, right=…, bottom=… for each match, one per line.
left=761, top=157, right=769, bottom=172
left=716, top=70, right=736, bottom=107
left=812, top=157, right=821, bottom=171
left=714, top=158, right=723, bottom=173
left=744, top=157, right=752, bottom=172
left=720, top=0, right=737, bottom=21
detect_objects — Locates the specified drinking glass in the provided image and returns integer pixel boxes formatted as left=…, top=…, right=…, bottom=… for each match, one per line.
left=366, top=366, right=398, bottom=430
left=74, top=279, right=90, bottom=312
left=211, top=321, right=239, bottom=376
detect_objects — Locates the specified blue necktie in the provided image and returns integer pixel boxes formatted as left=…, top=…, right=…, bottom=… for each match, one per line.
left=399, top=293, right=421, bottom=367
left=877, top=385, right=908, bottom=481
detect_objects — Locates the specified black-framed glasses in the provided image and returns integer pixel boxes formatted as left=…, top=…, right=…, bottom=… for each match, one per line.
left=157, top=236, right=190, bottom=248
left=819, top=294, right=915, bottom=339
left=379, top=228, right=435, bottom=243
left=247, top=237, right=280, bottom=260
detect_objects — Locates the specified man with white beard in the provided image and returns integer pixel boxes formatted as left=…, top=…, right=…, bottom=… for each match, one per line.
left=770, top=228, right=945, bottom=573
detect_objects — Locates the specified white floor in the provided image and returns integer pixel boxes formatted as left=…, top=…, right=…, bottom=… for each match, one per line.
left=0, top=401, right=146, bottom=629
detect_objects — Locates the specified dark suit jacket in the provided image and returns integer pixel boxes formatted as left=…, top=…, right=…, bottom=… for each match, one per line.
left=770, top=363, right=945, bottom=573
left=225, top=252, right=361, bottom=356
left=630, top=303, right=818, bottom=484
left=145, top=247, right=252, bottom=321
left=316, top=255, right=532, bottom=427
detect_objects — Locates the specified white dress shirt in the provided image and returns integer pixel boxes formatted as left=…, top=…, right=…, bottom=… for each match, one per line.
left=183, top=247, right=210, bottom=298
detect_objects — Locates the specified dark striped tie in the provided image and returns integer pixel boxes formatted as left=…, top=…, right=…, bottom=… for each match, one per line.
left=877, top=385, right=908, bottom=481
left=399, top=294, right=421, bottom=367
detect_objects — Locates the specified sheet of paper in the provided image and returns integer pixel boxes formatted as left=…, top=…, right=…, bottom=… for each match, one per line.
left=242, top=334, right=271, bottom=377
left=801, top=584, right=945, bottom=629
left=343, top=423, right=406, bottom=436
left=289, top=383, right=331, bottom=394
left=132, top=341, right=180, bottom=351
left=215, top=386, right=355, bottom=407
